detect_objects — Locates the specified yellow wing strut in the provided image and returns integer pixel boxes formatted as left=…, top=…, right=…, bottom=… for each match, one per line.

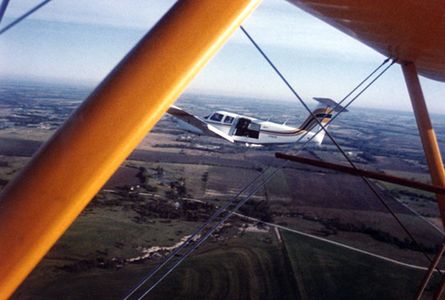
left=0, top=0, right=261, bottom=298
left=402, top=62, right=445, bottom=225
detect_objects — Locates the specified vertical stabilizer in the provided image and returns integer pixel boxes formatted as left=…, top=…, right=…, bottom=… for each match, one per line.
left=299, top=98, right=347, bottom=145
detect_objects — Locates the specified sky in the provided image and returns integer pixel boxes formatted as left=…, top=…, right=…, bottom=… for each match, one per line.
left=1, top=0, right=445, bottom=114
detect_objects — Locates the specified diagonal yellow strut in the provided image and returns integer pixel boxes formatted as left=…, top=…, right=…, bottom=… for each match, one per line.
left=0, top=0, right=261, bottom=298
left=401, top=62, right=445, bottom=226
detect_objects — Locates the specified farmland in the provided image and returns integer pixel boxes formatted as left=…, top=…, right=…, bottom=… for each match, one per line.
left=1, top=79, right=445, bottom=299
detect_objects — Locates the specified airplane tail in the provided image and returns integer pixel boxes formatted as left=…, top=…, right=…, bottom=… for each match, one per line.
left=299, top=97, right=347, bottom=145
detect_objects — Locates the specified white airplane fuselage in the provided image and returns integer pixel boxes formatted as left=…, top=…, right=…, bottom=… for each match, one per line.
left=201, top=110, right=320, bottom=145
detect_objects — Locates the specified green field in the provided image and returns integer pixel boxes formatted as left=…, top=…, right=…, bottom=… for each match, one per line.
left=281, top=230, right=440, bottom=300
left=14, top=211, right=442, bottom=300
left=14, top=232, right=298, bottom=300
left=52, top=208, right=200, bottom=259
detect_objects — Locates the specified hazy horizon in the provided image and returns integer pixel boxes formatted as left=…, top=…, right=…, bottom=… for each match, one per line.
left=2, top=77, right=445, bottom=119
left=1, top=0, right=445, bottom=114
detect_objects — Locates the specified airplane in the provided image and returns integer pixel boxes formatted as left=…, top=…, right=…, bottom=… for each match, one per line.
left=167, top=97, right=346, bottom=146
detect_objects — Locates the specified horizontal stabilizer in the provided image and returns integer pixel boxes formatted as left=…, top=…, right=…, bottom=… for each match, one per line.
left=313, top=97, right=348, bottom=112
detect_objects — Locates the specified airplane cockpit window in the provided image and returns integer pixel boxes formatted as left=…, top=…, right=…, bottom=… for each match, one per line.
left=223, top=116, right=234, bottom=124
left=209, top=113, right=224, bottom=122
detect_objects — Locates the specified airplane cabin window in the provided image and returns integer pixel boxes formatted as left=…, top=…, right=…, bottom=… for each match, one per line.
left=223, top=116, right=234, bottom=124
left=210, top=113, right=224, bottom=122
left=248, top=122, right=260, bottom=132
left=247, top=122, right=260, bottom=138
left=234, top=118, right=260, bottom=139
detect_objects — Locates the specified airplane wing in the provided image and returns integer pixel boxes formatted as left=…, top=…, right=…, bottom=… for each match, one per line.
left=287, top=0, right=445, bottom=82
left=167, top=105, right=234, bottom=143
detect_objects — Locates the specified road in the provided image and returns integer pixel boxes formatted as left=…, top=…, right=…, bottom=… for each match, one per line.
left=233, top=212, right=444, bottom=272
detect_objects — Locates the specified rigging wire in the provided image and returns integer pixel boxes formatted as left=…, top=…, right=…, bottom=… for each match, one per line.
left=0, top=0, right=10, bottom=24
left=239, top=26, right=441, bottom=271
left=287, top=60, right=395, bottom=152
left=0, top=0, right=51, bottom=36
left=123, top=56, right=394, bottom=298
left=415, top=238, right=445, bottom=300
left=293, top=62, right=445, bottom=236
left=275, top=60, right=442, bottom=236
left=300, top=67, right=445, bottom=270
left=279, top=60, right=445, bottom=236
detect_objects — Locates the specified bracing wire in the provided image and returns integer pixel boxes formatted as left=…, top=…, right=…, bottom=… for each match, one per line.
left=282, top=60, right=394, bottom=154
left=0, top=0, right=10, bottom=24
left=298, top=64, right=445, bottom=271
left=240, top=26, right=440, bottom=271
left=0, top=0, right=52, bottom=36
left=282, top=60, right=444, bottom=239
left=304, top=82, right=445, bottom=236
left=280, top=60, right=445, bottom=236
left=301, top=61, right=395, bottom=144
